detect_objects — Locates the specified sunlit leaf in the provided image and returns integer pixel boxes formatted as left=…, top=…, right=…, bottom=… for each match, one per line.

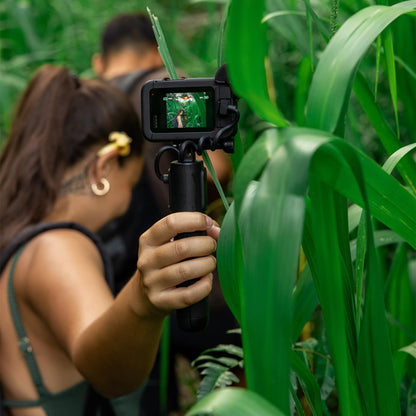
left=186, top=387, right=287, bottom=416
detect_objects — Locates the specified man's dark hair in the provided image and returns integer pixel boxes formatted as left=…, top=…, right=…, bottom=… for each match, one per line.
left=101, top=12, right=157, bottom=58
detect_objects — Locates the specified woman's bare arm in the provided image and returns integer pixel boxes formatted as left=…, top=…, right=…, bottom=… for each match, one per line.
left=24, top=212, right=219, bottom=397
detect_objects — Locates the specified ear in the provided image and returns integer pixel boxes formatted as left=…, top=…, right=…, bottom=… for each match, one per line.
left=92, top=53, right=105, bottom=77
left=88, top=148, right=119, bottom=185
left=141, top=48, right=164, bottom=69
left=152, top=50, right=164, bottom=68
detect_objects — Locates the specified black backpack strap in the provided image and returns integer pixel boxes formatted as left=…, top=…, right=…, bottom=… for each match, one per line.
left=0, top=222, right=114, bottom=292
left=110, top=67, right=164, bottom=95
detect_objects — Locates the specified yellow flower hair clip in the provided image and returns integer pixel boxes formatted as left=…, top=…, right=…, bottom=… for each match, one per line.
left=97, top=131, right=132, bottom=157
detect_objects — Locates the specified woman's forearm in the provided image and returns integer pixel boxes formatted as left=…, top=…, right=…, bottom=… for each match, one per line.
left=72, top=271, right=165, bottom=398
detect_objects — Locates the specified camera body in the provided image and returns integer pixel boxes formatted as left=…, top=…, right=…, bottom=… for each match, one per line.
left=141, top=76, right=238, bottom=150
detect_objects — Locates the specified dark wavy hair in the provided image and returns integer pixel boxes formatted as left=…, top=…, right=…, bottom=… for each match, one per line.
left=0, top=64, right=143, bottom=251
left=100, top=12, right=157, bottom=59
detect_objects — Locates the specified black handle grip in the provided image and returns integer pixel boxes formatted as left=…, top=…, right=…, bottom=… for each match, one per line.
left=168, top=159, right=209, bottom=332
left=175, top=231, right=209, bottom=332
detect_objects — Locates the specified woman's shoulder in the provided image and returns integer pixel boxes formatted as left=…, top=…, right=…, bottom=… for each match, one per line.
left=16, top=227, right=105, bottom=296
left=28, top=227, right=101, bottom=261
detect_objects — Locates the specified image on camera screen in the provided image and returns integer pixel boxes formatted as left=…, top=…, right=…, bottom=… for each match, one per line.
left=163, top=91, right=210, bottom=129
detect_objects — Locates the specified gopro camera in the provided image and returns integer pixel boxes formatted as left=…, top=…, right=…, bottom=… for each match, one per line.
left=141, top=71, right=238, bottom=151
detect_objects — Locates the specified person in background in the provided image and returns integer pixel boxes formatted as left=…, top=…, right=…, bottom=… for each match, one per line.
left=0, top=64, right=219, bottom=416
left=92, top=12, right=240, bottom=415
left=173, top=108, right=186, bottom=128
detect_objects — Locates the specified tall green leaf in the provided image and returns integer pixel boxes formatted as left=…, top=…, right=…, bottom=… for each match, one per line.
left=225, top=0, right=289, bottom=127
left=305, top=1, right=416, bottom=133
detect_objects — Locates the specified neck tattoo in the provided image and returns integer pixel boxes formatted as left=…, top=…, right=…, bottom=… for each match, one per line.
left=61, top=170, right=89, bottom=196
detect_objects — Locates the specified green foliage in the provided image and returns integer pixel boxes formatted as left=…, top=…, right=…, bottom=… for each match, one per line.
left=3, top=0, right=416, bottom=414
left=189, top=0, right=416, bottom=415
left=0, top=0, right=226, bottom=143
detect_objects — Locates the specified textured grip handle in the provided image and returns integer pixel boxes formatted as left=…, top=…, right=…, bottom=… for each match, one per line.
left=175, top=231, right=209, bottom=332
left=168, top=159, right=209, bottom=332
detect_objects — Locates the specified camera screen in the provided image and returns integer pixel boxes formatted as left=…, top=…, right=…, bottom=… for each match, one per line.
left=150, top=88, right=215, bottom=133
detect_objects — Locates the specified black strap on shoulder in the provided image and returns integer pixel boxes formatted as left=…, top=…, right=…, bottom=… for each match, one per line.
left=110, top=67, right=164, bottom=95
left=0, top=222, right=114, bottom=292
left=0, top=222, right=116, bottom=414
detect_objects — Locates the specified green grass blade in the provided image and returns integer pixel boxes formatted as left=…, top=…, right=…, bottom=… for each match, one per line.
left=353, top=72, right=416, bottom=193
left=202, top=151, right=229, bottom=211
left=159, top=318, right=170, bottom=415
left=291, top=351, right=323, bottom=416
left=305, top=1, right=416, bottom=133
left=147, top=7, right=178, bottom=80
left=292, top=264, right=319, bottom=341
left=310, top=139, right=402, bottom=414
left=148, top=8, right=227, bottom=210
left=305, top=177, right=363, bottom=415
left=381, top=27, right=400, bottom=138
left=295, top=57, right=313, bottom=126
left=385, top=244, right=416, bottom=386
left=382, top=143, right=416, bottom=176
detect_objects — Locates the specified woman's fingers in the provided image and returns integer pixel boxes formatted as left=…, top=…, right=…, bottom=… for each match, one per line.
left=140, top=212, right=217, bottom=247
left=145, top=255, right=217, bottom=290
left=139, top=235, right=217, bottom=271
left=150, top=273, right=214, bottom=311
left=136, top=212, right=221, bottom=315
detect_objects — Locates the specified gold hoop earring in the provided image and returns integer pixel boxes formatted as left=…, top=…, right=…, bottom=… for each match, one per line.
left=91, top=178, right=110, bottom=196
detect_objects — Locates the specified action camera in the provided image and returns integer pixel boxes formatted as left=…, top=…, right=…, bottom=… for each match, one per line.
left=141, top=74, right=238, bottom=150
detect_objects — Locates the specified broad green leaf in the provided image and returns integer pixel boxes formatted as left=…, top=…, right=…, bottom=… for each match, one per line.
left=217, top=202, right=243, bottom=322
left=237, top=129, right=326, bottom=413
left=186, top=387, right=287, bottom=416
left=225, top=0, right=289, bottom=127
left=233, top=128, right=281, bottom=214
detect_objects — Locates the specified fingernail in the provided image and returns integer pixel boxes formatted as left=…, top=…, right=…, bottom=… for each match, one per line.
left=212, top=225, right=221, bottom=234
left=205, top=216, right=213, bottom=228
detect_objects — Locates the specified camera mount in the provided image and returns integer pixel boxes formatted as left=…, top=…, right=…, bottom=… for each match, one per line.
left=142, top=65, right=239, bottom=331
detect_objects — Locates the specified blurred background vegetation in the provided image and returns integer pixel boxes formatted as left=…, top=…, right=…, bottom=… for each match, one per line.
left=0, top=0, right=228, bottom=144
left=0, top=0, right=403, bottom=165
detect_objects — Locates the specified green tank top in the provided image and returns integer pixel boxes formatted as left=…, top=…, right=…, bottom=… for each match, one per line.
left=3, top=240, right=144, bottom=416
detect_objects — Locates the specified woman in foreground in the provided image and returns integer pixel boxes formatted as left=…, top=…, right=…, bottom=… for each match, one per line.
left=0, top=65, right=219, bottom=415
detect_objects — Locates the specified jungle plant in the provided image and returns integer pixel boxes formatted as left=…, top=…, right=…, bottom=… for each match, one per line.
left=2, top=0, right=416, bottom=414
left=184, top=0, right=416, bottom=415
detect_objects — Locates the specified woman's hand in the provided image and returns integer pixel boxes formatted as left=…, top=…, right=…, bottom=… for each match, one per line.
left=136, top=212, right=220, bottom=318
